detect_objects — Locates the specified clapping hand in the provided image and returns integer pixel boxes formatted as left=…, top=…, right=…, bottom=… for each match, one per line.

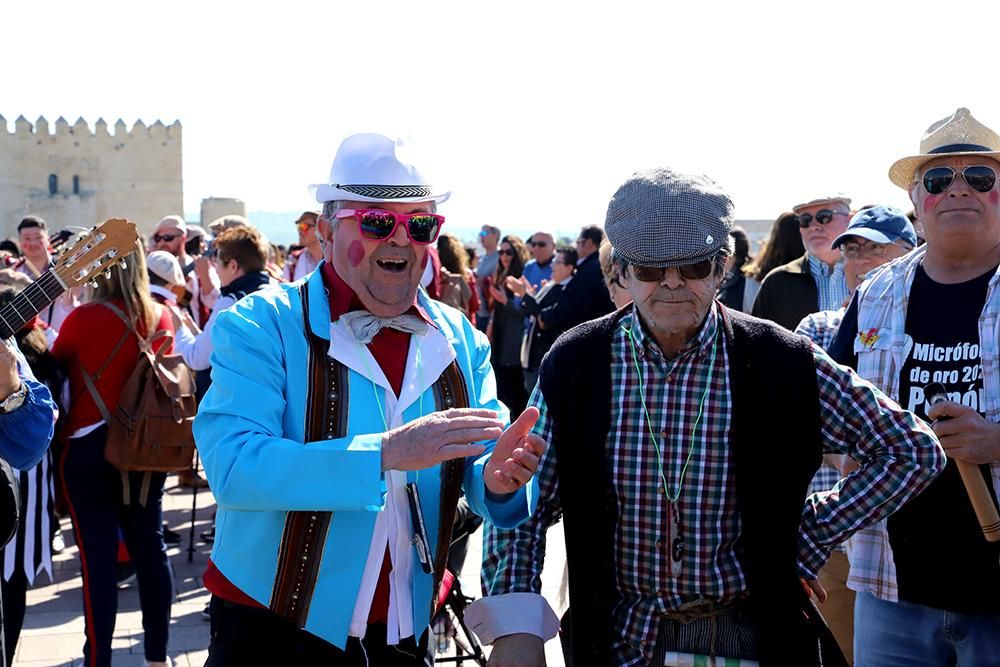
left=484, top=407, right=548, bottom=495
left=489, top=284, right=508, bottom=305
left=505, top=275, right=532, bottom=298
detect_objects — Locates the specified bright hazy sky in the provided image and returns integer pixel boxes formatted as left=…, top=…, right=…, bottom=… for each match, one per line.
left=4, top=0, right=997, bottom=240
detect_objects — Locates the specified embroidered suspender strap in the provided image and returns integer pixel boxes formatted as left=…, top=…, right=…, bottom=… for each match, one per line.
left=268, top=283, right=348, bottom=627
left=429, top=360, right=470, bottom=616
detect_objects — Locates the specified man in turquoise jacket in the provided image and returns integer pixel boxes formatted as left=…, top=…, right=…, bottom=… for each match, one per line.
left=195, top=133, right=545, bottom=666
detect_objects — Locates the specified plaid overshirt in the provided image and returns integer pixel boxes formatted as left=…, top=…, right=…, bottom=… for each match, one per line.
left=482, top=304, right=942, bottom=666
left=808, top=254, right=849, bottom=312
left=796, top=308, right=848, bottom=553
left=850, top=245, right=1000, bottom=601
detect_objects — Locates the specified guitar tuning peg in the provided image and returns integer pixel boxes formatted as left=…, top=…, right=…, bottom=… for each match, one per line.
left=88, top=279, right=98, bottom=288
left=104, top=269, right=112, bottom=280
left=119, top=259, right=127, bottom=270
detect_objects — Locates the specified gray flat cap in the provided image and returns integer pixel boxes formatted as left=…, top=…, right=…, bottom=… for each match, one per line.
left=604, top=168, right=735, bottom=268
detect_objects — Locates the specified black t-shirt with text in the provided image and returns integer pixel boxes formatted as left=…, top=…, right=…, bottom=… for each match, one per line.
left=892, top=263, right=1000, bottom=615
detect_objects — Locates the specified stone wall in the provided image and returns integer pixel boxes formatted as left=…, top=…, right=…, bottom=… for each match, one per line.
left=200, top=197, right=246, bottom=228
left=0, top=115, right=183, bottom=239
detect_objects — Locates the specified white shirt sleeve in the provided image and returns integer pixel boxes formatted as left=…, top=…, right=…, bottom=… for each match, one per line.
left=464, top=592, right=560, bottom=645
left=177, top=295, right=236, bottom=371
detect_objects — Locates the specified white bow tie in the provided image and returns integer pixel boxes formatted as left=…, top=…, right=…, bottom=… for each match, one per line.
left=339, top=310, right=429, bottom=344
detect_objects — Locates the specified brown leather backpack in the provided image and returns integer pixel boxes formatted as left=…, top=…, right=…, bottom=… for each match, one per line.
left=82, top=303, right=197, bottom=481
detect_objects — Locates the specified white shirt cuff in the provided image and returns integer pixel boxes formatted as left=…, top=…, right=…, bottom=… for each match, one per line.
left=465, top=592, right=559, bottom=645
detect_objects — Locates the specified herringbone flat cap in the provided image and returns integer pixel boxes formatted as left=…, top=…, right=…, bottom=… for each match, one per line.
left=604, top=168, right=734, bottom=268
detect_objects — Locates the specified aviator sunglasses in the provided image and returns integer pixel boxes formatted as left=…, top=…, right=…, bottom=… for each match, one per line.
left=334, top=208, right=445, bottom=245
left=152, top=232, right=183, bottom=243
left=631, top=257, right=716, bottom=282
left=921, top=165, right=998, bottom=195
left=797, top=209, right=849, bottom=229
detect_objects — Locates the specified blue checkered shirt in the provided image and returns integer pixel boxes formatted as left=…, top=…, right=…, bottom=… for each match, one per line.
left=808, top=255, right=849, bottom=312
left=482, top=304, right=942, bottom=666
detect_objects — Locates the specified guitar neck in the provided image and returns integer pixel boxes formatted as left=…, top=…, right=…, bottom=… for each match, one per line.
left=0, top=271, right=65, bottom=339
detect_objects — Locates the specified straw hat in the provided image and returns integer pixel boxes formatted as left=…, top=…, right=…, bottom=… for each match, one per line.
left=889, top=108, right=1000, bottom=188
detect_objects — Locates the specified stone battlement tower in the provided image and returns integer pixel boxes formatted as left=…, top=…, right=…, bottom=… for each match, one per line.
left=0, top=115, right=183, bottom=239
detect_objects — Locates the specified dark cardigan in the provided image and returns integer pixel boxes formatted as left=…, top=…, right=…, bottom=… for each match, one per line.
left=538, top=305, right=845, bottom=667
left=750, top=254, right=819, bottom=331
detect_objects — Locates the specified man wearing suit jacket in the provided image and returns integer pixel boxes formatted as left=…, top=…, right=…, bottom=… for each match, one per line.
left=506, top=247, right=578, bottom=395
left=542, top=226, right=614, bottom=332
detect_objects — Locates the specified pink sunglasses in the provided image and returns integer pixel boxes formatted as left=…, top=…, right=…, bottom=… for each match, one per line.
left=334, top=208, right=444, bottom=245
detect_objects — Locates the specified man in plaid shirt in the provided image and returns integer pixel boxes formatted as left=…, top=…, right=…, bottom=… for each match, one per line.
left=831, top=108, right=1000, bottom=665
left=793, top=205, right=917, bottom=663
left=472, top=168, right=944, bottom=667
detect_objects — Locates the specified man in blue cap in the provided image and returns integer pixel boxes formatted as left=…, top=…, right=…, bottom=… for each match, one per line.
left=794, top=205, right=916, bottom=664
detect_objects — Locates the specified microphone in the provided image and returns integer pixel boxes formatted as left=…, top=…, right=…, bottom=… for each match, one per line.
left=925, top=382, right=1000, bottom=543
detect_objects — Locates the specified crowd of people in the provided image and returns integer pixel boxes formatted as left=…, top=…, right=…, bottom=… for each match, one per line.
left=0, top=108, right=995, bottom=667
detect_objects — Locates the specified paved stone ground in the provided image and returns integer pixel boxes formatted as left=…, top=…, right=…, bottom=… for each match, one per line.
left=13, top=478, right=567, bottom=666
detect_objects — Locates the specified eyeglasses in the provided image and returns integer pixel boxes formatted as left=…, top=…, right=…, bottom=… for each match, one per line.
left=296, top=222, right=316, bottom=233
left=631, top=258, right=716, bottom=282
left=499, top=249, right=515, bottom=257
left=153, top=232, right=182, bottom=243
left=530, top=241, right=551, bottom=247
left=840, top=240, right=911, bottom=259
left=333, top=208, right=444, bottom=245
left=921, top=165, right=998, bottom=195
left=797, top=209, right=850, bottom=228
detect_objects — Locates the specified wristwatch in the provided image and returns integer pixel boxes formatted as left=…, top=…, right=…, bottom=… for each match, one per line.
left=0, top=382, right=27, bottom=413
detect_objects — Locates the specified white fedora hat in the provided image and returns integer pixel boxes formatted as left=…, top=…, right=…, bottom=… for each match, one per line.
left=310, top=133, right=451, bottom=204
left=889, top=108, right=1000, bottom=188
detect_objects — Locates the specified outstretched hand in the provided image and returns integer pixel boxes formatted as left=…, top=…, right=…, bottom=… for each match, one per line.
left=484, top=407, right=548, bottom=495
left=381, top=408, right=504, bottom=471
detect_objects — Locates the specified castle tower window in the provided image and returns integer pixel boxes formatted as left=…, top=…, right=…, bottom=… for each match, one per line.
left=73, top=175, right=80, bottom=195
left=48, top=174, right=58, bottom=195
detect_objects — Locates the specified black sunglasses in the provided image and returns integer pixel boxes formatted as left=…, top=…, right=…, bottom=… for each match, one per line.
left=631, top=258, right=716, bottom=282
left=499, top=249, right=515, bottom=257
left=153, top=232, right=183, bottom=243
left=530, top=241, right=550, bottom=247
left=797, top=209, right=849, bottom=229
left=922, top=165, right=998, bottom=195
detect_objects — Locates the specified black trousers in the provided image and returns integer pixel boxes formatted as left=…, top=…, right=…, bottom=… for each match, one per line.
left=206, top=596, right=427, bottom=666
left=1, top=571, right=26, bottom=666
left=60, top=426, right=173, bottom=667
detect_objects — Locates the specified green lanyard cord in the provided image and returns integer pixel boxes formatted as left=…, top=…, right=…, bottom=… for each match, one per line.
left=623, top=323, right=719, bottom=504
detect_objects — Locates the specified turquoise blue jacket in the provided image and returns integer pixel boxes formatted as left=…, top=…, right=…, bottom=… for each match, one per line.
left=194, top=264, right=536, bottom=648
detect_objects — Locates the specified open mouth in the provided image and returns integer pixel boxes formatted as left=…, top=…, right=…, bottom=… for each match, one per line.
left=376, top=258, right=409, bottom=273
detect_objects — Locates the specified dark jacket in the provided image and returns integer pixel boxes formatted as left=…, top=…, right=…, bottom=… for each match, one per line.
left=538, top=306, right=845, bottom=667
left=750, top=254, right=818, bottom=331
left=490, top=287, right=526, bottom=368
left=521, top=281, right=568, bottom=371
left=543, top=254, right=614, bottom=331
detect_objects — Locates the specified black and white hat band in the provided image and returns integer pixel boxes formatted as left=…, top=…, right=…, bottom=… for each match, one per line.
left=335, top=184, right=434, bottom=200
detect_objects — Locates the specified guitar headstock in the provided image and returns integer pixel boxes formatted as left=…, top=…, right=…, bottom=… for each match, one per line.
left=52, top=218, right=139, bottom=288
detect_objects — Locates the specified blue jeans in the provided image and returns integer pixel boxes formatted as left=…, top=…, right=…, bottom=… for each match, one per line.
left=854, top=591, right=1000, bottom=666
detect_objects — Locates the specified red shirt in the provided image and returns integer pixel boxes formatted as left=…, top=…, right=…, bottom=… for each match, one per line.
left=205, top=263, right=433, bottom=615
left=51, top=300, right=174, bottom=435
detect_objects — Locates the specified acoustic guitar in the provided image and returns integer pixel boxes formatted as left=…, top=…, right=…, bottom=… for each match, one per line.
left=0, top=218, right=138, bottom=547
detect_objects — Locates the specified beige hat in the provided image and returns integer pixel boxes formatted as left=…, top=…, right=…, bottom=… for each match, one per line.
left=792, top=195, right=852, bottom=213
left=208, top=215, right=249, bottom=235
left=146, top=250, right=185, bottom=287
left=889, top=108, right=1000, bottom=188
left=155, top=215, right=187, bottom=235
